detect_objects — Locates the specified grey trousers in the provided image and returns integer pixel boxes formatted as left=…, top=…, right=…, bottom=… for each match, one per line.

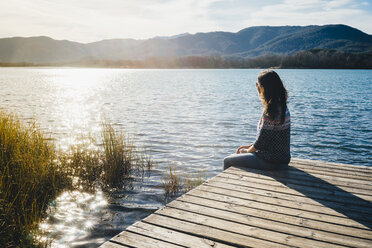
left=223, top=152, right=287, bottom=170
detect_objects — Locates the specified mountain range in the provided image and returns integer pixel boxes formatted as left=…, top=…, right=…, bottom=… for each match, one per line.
left=0, top=24, right=371, bottom=64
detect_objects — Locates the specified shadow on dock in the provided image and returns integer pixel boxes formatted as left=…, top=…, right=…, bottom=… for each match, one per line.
left=235, top=165, right=372, bottom=229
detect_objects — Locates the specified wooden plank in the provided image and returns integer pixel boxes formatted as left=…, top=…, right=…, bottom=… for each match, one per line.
left=288, top=166, right=372, bottom=181
left=289, top=164, right=371, bottom=183
left=196, top=184, right=372, bottom=222
left=230, top=166, right=372, bottom=189
left=128, top=221, right=234, bottom=248
left=205, top=179, right=372, bottom=214
left=186, top=189, right=371, bottom=230
left=178, top=193, right=372, bottom=239
left=143, top=212, right=289, bottom=248
left=290, top=162, right=372, bottom=176
left=220, top=171, right=372, bottom=200
left=229, top=164, right=372, bottom=190
left=155, top=206, right=348, bottom=248
left=111, top=230, right=183, bottom=248
left=224, top=168, right=372, bottom=196
left=168, top=198, right=372, bottom=247
left=215, top=173, right=372, bottom=202
left=205, top=179, right=372, bottom=218
left=290, top=158, right=372, bottom=174
left=231, top=165, right=372, bottom=187
left=291, top=158, right=372, bottom=172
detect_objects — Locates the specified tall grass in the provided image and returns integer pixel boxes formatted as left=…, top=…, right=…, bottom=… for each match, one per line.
left=183, top=169, right=205, bottom=193
left=0, top=113, right=71, bottom=247
left=162, top=165, right=181, bottom=199
left=101, top=122, right=151, bottom=189
left=0, top=113, right=153, bottom=247
left=162, top=164, right=205, bottom=201
left=59, top=142, right=101, bottom=192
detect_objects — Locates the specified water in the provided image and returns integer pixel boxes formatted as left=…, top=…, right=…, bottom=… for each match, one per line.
left=1, top=68, right=371, bottom=247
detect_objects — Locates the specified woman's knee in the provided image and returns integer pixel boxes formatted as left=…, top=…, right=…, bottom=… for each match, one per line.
left=223, top=156, right=233, bottom=170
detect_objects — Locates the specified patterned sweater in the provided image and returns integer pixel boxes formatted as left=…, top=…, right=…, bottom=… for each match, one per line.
left=253, top=108, right=291, bottom=164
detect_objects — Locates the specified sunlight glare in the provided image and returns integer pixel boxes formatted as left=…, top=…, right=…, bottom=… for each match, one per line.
left=47, top=69, right=109, bottom=149
left=40, top=189, right=108, bottom=246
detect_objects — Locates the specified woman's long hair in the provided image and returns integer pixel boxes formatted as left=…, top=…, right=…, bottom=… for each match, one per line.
left=257, top=70, right=288, bottom=123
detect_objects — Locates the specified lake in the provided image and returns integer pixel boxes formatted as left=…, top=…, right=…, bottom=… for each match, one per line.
left=1, top=68, right=371, bottom=247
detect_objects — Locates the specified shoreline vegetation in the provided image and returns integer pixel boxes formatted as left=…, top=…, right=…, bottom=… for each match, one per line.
left=0, top=112, right=202, bottom=247
left=1, top=49, right=371, bottom=69
left=162, top=165, right=204, bottom=201
left=0, top=112, right=152, bottom=247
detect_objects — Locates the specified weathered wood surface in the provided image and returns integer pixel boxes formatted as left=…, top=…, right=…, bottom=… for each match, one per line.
left=100, top=158, right=372, bottom=248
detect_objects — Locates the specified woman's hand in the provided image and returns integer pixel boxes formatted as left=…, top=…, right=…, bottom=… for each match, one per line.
left=236, top=144, right=252, bottom=154
left=239, top=148, right=249, bottom=153
left=236, top=144, right=257, bottom=154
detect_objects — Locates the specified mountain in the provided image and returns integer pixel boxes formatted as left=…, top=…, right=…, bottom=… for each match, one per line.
left=153, top=33, right=190, bottom=40
left=0, top=25, right=371, bottom=64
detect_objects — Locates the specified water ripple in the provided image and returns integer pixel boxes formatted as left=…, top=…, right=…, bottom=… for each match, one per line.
left=1, top=68, right=371, bottom=247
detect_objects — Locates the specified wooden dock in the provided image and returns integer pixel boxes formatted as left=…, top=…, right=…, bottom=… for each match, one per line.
left=100, top=158, right=372, bottom=248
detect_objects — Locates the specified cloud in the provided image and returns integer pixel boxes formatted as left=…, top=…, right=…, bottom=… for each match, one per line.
left=0, top=0, right=371, bottom=42
left=240, top=0, right=372, bottom=34
left=0, top=0, right=226, bottom=42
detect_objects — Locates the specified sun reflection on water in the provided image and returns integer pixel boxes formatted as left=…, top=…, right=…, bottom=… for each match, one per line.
left=40, top=190, right=108, bottom=247
left=46, top=69, right=110, bottom=150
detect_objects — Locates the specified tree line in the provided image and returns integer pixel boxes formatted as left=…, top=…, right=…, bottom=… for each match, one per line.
left=1, top=49, right=371, bottom=69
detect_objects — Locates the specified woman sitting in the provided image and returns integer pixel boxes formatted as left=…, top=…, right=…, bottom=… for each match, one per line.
left=224, top=70, right=290, bottom=170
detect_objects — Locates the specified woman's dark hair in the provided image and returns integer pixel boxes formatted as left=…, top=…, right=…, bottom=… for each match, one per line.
left=257, top=70, right=288, bottom=123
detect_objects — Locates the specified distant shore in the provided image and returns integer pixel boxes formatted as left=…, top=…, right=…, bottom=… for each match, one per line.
left=1, top=49, right=371, bottom=69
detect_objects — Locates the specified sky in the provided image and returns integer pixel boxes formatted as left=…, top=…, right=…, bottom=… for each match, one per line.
left=1, top=0, right=372, bottom=43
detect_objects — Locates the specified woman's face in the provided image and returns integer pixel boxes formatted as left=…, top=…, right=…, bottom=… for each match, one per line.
left=256, top=81, right=265, bottom=103
left=255, top=81, right=261, bottom=95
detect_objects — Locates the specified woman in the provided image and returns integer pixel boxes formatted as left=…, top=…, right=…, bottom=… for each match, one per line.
left=223, top=70, right=290, bottom=170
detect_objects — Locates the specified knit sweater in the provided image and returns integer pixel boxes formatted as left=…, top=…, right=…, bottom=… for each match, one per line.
left=253, top=108, right=291, bottom=164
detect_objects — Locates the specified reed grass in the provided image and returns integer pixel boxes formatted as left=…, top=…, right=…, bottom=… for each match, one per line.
left=59, top=143, right=101, bottom=192
left=161, top=165, right=181, bottom=199
left=0, top=113, right=153, bottom=247
left=162, top=164, right=205, bottom=200
left=101, top=122, right=152, bottom=190
left=182, top=169, right=205, bottom=193
left=0, top=113, right=70, bottom=247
